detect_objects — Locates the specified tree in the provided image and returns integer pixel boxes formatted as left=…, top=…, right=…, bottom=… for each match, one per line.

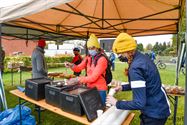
left=146, top=44, right=153, bottom=51
left=153, top=42, right=159, bottom=54
left=162, top=42, right=167, bottom=51
left=137, top=43, right=144, bottom=52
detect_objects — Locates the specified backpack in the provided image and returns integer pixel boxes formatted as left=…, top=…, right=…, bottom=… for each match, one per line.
left=74, top=55, right=82, bottom=65
left=93, top=53, right=113, bottom=84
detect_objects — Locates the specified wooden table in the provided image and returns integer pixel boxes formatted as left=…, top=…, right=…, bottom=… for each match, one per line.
left=167, top=93, right=185, bottom=125
left=10, top=90, right=135, bottom=125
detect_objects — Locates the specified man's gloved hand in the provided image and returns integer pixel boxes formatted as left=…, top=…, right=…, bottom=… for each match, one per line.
left=67, top=77, right=79, bottom=85
left=106, top=95, right=117, bottom=106
left=64, top=61, right=74, bottom=68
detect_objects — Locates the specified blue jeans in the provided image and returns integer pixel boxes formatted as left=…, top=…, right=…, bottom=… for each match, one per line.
left=111, top=63, right=115, bottom=71
left=99, top=91, right=106, bottom=105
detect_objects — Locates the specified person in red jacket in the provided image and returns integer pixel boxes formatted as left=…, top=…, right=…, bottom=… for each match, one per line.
left=65, top=34, right=108, bottom=104
left=72, top=47, right=82, bottom=76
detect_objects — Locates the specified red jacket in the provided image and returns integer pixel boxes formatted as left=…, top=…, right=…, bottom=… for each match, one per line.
left=72, top=54, right=82, bottom=65
left=71, top=55, right=108, bottom=91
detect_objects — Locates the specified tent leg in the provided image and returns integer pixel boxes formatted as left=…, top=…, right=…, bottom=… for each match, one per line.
left=173, top=97, right=178, bottom=125
left=185, top=34, right=187, bottom=125
left=173, top=34, right=180, bottom=125
left=0, top=23, right=2, bottom=61
left=0, top=23, right=2, bottom=112
left=0, top=23, right=8, bottom=110
left=184, top=2, right=187, bottom=123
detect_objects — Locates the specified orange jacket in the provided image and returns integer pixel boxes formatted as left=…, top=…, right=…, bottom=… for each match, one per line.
left=71, top=55, right=108, bottom=91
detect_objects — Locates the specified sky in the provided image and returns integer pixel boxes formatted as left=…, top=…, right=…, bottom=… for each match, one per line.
left=134, top=34, right=173, bottom=48
left=98, top=34, right=173, bottom=48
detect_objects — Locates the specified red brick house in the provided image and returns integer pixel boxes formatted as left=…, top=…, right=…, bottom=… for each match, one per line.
left=2, top=36, right=37, bottom=56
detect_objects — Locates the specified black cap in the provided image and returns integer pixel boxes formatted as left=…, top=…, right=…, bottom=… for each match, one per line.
left=73, top=47, right=80, bottom=52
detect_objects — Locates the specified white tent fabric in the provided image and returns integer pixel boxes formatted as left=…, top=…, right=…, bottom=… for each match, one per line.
left=0, top=0, right=74, bottom=23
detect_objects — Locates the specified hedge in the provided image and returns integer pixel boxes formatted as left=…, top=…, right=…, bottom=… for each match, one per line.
left=3, top=56, right=73, bottom=73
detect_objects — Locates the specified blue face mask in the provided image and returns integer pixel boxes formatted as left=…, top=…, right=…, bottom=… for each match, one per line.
left=88, top=50, right=97, bottom=56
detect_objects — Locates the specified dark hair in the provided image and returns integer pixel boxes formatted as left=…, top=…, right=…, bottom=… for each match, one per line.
left=73, top=47, right=80, bottom=52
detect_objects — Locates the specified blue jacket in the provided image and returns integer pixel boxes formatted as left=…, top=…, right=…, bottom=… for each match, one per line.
left=116, top=51, right=170, bottom=119
left=109, top=53, right=116, bottom=63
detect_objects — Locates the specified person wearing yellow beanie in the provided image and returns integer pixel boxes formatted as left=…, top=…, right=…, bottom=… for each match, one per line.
left=112, top=33, right=137, bottom=54
left=107, top=33, right=170, bottom=125
left=87, top=34, right=100, bottom=49
left=64, top=34, right=109, bottom=105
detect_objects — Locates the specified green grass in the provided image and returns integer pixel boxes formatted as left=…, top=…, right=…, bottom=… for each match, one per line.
left=2, top=63, right=185, bottom=125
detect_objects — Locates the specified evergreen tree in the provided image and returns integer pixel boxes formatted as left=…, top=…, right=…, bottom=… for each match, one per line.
left=153, top=42, right=159, bottom=54
left=137, top=43, right=144, bottom=52
left=163, top=42, right=167, bottom=51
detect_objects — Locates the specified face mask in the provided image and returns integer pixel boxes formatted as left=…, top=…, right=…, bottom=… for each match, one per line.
left=118, top=55, right=128, bottom=62
left=88, top=50, right=97, bottom=56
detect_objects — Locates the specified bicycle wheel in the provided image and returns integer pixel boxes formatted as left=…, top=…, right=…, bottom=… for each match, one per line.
left=158, top=63, right=166, bottom=69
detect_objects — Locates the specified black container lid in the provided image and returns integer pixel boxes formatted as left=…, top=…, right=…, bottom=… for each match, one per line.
left=78, top=87, right=105, bottom=122
left=27, top=77, right=52, bottom=84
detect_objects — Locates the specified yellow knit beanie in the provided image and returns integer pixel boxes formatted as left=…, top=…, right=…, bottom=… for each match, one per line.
left=112, top=33, right=137, bottom=54
left=87, top=34, right=100, bottom=48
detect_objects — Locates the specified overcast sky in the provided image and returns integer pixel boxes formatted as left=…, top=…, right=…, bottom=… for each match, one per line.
left=98, top=34, right=173, bottom=48
left=134, top=34, right=173, bottom=48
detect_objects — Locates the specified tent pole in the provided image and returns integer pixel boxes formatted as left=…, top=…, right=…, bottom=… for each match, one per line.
left=185, top=28, right=187, bottom=125
left=0, top=21, right=1, bottom=109
left=86, top=31, right=89, bottom=55
left=0, top=23, right=8, bottom=111
left=84, top=31, right=89, bottom=76
left=173, top=34, right=180, bottom=125
left=0, top=23, right=2, bottom=51
left=184, top=1, right=187, bottom=124
left=0, top=23, right=2, bottom=73
left=102, top=0, right=104, bottom=29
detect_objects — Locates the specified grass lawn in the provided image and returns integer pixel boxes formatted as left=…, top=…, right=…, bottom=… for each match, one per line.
left=2, top=62, right=185, bottom=125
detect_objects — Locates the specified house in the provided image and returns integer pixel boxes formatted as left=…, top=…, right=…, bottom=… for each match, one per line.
left=2, top=36, right=37, bottom=56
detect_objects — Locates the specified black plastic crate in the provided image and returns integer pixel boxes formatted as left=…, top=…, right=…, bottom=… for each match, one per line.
left=25, top=77, right=52, bottom=100
left=60, top=85, right=89, bottom=116
left=45, top=82, right=76, bottom=107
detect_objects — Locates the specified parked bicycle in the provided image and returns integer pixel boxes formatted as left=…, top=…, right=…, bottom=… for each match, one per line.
left=156, top=60, right=166, bottom=69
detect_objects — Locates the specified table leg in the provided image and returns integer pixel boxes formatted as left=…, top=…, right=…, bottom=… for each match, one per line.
left=173, top=96, right=178, bottom=125
left=11, top=68, right=14, bottom=86
left=38, top=106, right=41, bottom=124
left=35, top=105, right=42, bottom=124
left=19, top=98, right=22, bottom=125
left=168, top=95, right=175, bottom=106
left=20, top=70, right=22, bottom=85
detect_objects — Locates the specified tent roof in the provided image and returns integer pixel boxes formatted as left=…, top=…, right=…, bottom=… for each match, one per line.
left=2, top=0, right=184, bottom=39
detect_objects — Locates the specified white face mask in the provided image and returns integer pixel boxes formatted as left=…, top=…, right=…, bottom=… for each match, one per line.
left=88, top=50, right=97, bottom=56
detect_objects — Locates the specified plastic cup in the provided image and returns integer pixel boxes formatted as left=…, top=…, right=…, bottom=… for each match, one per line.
left=97, top=110, right=103, bottom=117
